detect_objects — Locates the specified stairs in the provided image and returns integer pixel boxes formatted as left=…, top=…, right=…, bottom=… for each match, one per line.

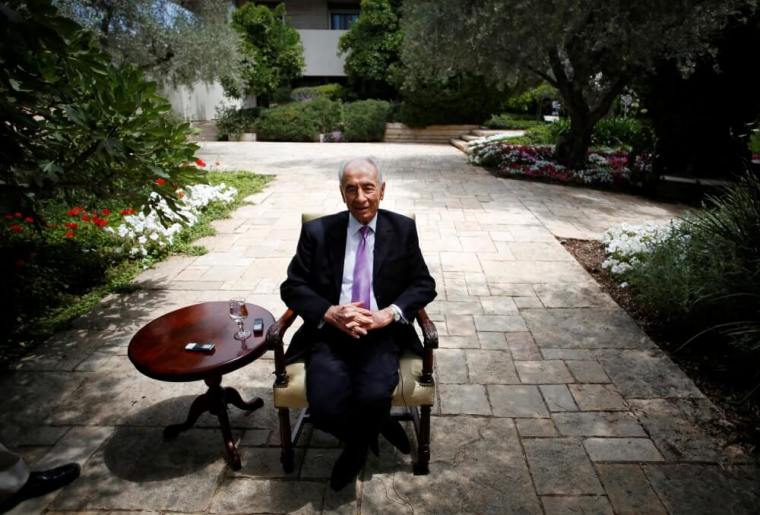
left=450, top=129, right=526, bottom=154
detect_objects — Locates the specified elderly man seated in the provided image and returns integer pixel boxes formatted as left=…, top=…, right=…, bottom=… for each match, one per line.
left=280, top=157, right=436, bottom=490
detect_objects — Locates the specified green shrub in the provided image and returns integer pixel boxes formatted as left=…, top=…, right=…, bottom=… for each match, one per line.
left=484, top=114, right=546, bottom=130
left=592, top=117, right=652, bottom=149
left=343, top=100, right=391, bottom=141
left=302, top=97, right=343, bottom=133
left=292, top=83, right=345, bottom=101
left=255, top=104, right=318, bottom=141
left=750, top=130, right=760, bottom=153
left=215, top=106, right=260, bottom=139
left=504, top=83, right=558, bottom=115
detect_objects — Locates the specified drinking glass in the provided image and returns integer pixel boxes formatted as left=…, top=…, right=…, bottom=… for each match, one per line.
left=229, top=299, right=251, bottom=340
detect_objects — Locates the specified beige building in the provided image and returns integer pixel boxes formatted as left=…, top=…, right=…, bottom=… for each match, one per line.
left=165, top=0, right=359, bottom=121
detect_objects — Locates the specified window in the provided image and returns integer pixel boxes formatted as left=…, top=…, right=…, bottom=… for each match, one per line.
left=330, top=10, right=359, bottom=30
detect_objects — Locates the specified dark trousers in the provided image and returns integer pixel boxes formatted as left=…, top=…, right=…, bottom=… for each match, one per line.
left=305, top=328, right=400, bottom=447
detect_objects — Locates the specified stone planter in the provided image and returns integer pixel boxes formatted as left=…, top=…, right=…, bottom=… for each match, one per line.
left=240, top=132, right=257, bottom=142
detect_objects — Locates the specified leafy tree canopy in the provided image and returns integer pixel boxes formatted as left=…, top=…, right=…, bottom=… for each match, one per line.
left=229, top=3, right=304, bottom=103
left=402, top=0, right=756, bottom=168
left=55, top=0, right=243, bottom=88
left=338, top=0, right=403, bottom=98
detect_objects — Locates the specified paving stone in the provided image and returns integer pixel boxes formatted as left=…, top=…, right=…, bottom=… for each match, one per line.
left=565, top=360, right=611, bottom=383
left=465, top=349, right=520, bottom=384
left=541, top=349, right=596, bottom=361
left=363, top=417, right=542, bottom=514
left=516, top=360, right=574, bottom=384
left=628, top=398, right=728, bottom=462
left=445, top=314, right=477, bottom=336
left=437, top=335, right=479, bottom=349
left=480, top=260, right=590, bottom=284
left=553, top=412, right=646, bottom=437
left=479, top=296, right=519, bottom=314
left=486, top=283, right=536, bottom=296
left=234, top=447, right=304, bottom=479
left=50, top=428, right=226, bottom=512
left=523, top=438, right=604, bottom=495
left=513, top=296, right=544, bottom=308
left=596, top=350, right=703, bottom=399
left=541, top=495, right=614, bottom=515
left=435, top=348, right=469, bottom=383
left=644, top=464, right=760, bottom=515
left=506, top=242, right=575, bottom=261
left=506, top=332, right=543, bottom=360
left=569, top=384, right=627, bottom=411
left=597, top=464, right=667, bottom=515
left=477, top=331, right=509, bottom=350
left=540, top=385, right=578, bottom=412
left=473, top=314, right=527, bottom=332
left=523, top=308, right=654, bottom=350
left=534, top=283, right=616, bottom=308
left=239, top=429, right=270, bottom=446
left=439, top=384, right=492, bottom=415
left=301, top=448, right=342, bottom=479
left=515, top=418, right=558, bottom=437
left=584, top=438, right=663, bottom=462
left=487, top=385, right=549, bottom=417
left=440, top=252, right=483, bottom=272
left=209, top=478, right=325, bottom=514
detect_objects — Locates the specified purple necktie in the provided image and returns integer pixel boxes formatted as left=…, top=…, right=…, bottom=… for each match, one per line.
left=351, top=225, right=371, bottom=309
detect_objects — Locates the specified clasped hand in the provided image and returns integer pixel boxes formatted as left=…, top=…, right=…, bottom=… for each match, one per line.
left=324, top=302, right=393, bottom=339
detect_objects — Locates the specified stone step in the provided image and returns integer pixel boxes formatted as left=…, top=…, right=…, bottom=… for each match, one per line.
left=450, top=138, right=471, bottom=154
left=461, top=134, right=480, bottom=142
left=471, top=129, right=525, bottom=138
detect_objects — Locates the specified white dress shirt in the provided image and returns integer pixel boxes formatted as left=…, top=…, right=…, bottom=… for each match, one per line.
left=339, top=213, right=379, bottom=310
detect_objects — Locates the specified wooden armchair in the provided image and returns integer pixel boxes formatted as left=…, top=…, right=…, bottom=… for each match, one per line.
left=266, top=307, right=438, bottom=475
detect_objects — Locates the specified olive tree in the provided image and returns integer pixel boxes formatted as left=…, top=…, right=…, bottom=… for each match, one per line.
left=402, top=0, right=755, bottom=169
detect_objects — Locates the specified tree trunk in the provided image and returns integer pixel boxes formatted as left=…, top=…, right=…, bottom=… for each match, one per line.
left=554, top=113, right=593, bottom=169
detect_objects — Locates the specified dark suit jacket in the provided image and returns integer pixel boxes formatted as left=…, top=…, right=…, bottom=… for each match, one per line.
left=281, top=209, right=437, bottom=363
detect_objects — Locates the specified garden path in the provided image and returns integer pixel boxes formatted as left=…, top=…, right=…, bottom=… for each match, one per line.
left=2, top=142, right=757, bottom=514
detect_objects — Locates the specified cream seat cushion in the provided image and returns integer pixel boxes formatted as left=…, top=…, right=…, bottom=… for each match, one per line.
left=273, top=351, right=435, bottom=409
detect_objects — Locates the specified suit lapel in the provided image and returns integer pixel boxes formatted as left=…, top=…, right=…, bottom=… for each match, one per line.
left=373, top=210, right=393, bottom=286
left=326, top=211, right=349, bottom=301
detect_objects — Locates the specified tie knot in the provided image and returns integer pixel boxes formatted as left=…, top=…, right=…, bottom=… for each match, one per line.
left=359, top=225, right=370, bottom=238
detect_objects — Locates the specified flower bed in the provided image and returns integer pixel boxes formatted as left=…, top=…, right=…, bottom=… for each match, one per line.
left=469, top=141, right=650, bottom=189
left=600, top=221, right=685, bottom=282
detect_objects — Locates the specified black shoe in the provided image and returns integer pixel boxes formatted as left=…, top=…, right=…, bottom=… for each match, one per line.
left=380, top=419, right=411, bottom=454
left=0, top=463, right=80, bottom=512
left=330, top=445, right=366, bottom=491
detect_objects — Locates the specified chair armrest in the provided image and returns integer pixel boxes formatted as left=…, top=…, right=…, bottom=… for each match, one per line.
left=415, top=308, right=437, bottom=385
left=267, top=309, right=297, bottom=387
left=416, top=308, right=438, bottom=350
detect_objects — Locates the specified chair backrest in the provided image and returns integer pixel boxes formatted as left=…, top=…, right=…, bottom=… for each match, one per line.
left=301, top=211, right=415, bottom=224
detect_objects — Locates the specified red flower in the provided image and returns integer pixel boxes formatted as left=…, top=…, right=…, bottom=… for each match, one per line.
left=155, top=178, right=167, bottom=186
left=24, top=216, right=33, bottom=223
left=101, top=208, right=111, bottom=216
left=195, top=159, right=207, bottom=167
left=120, top=208, right=135, bottom=216
left=4, top=213, right=13, bottom=220
left=14, top=212, right=22, bottom=218
left=81, top=214, right=90, bottom=222
left=65, top=222, right=78, bottom=229
left=67, top=206, right=84, bottom=216
left=92, top=217, right=108, bottom=227
left=9, top=224, right=23, bottom=233
left=64, top=231, right=75, bottom=239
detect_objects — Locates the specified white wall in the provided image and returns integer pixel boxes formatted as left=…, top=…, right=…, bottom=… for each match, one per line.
left=161, top=81, right=244, bottom=122
left=297, top=29, right=348, bottom=77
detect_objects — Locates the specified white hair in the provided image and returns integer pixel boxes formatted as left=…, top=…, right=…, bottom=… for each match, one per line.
left=338, top=157, right=383, bottom=185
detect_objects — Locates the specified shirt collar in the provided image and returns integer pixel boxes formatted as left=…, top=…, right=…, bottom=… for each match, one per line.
left=348, top=212, right=377, bottom=234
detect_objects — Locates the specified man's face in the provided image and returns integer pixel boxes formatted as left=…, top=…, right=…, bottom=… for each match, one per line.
left=340, top=162, right=385, bottom=225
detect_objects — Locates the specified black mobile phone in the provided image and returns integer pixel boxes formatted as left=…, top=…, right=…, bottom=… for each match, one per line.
left=252, top=318, right=264, bottom=335
left=185, top=342, right=215, bottom=352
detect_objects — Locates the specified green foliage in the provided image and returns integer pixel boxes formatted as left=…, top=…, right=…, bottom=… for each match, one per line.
left=253, top=98, right=344, bottom=141
left=215, top=106, right=260, bottom=139
left=303, top=97, right=344, bottom=133
left=339, top=0, right=403, bottom=98
left=398, top=75, right=505, bottom=127
left=230, top=3, right=304, bottom=101
left=1, top=0, right=200, bottom=221
left=0, top=171, right=270, bottom=352
left=625, top=174, right=760, bottom=357
left=342, top=100, right=391, bottom=141
left=504, top=83, right=558, bottom=115
left=509, top=118, right=653, bottom=149
left=56, top=0, right=244, bottom=88
left=291, top=83, right=346, bottom=102
left=750, top=130, right=760, bottom=153
left=485, top=115, right=546, bottom=130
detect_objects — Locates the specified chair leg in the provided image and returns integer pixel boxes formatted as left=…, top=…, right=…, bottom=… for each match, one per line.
left=413, top=405, right=431, bottom=475
left=278, top=407, right=295, bottom=473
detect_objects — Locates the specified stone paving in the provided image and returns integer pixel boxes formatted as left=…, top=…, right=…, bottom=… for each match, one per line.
left=2, top=142, right=759, bottom=514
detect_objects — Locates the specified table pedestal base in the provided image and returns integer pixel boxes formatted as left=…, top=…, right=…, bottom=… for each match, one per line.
left=163, top=375, right=263, bottom=470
